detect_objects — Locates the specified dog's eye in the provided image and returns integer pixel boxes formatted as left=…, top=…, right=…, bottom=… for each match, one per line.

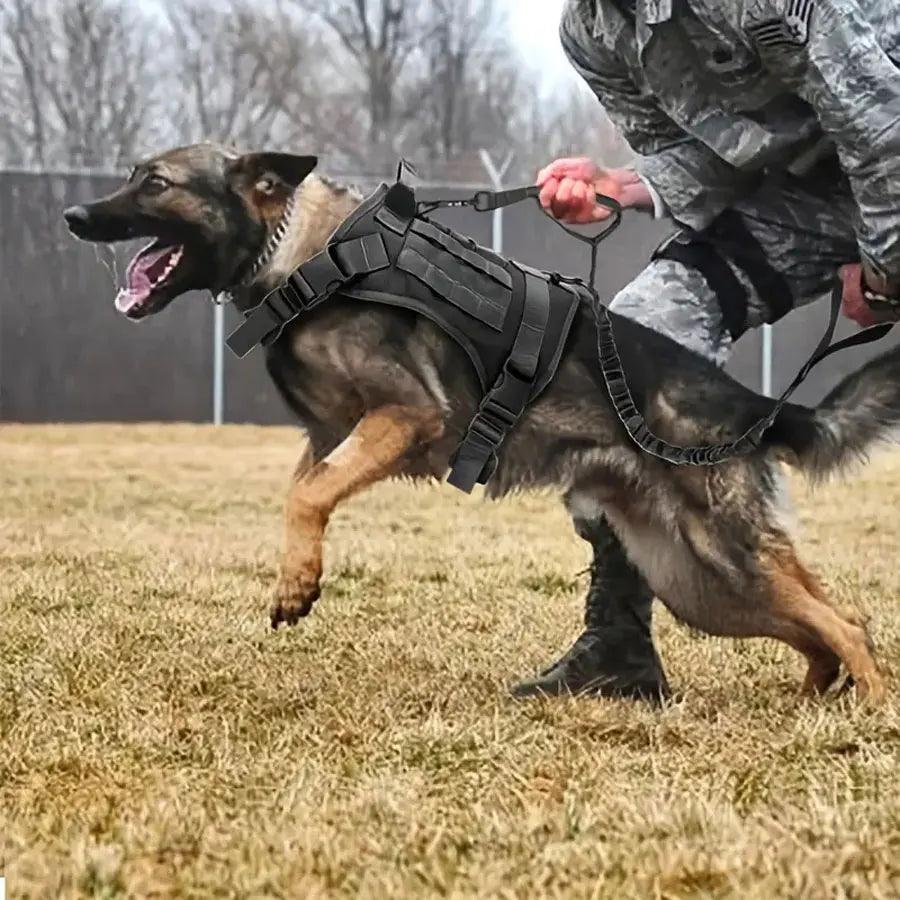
left=143, top=174, right=171, bottom=194
left=255, top=177, right=276, bottom=194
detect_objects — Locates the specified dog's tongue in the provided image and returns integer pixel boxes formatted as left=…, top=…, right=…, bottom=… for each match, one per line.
left=115, top=242, right=183, bottom=315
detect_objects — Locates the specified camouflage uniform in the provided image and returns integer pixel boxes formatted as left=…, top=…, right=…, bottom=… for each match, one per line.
left=562, top=0, right=900, bottom=360
left=513, top=0, right=900, bottom=698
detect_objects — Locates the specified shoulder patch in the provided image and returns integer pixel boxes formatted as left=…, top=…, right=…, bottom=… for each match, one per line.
left=746, top=0, right=814, bottom=49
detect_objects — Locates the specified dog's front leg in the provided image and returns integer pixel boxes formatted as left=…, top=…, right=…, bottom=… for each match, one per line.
left=271, top=405, right=444, bottom=628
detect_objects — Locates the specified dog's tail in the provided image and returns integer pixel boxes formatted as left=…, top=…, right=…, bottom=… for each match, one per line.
left=772, top=343, right=900, bottom=479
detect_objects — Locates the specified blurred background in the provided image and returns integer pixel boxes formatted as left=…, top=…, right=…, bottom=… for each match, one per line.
left=1, top=0, right=896, bottom=424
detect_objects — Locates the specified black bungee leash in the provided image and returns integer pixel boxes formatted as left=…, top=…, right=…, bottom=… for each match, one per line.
left=421, top=182, right=894, bottom=466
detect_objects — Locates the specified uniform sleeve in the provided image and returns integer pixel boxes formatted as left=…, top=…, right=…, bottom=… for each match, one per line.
left=560, top=7, right=756, bottom=230
left=737, top=0, right=900, bottom=287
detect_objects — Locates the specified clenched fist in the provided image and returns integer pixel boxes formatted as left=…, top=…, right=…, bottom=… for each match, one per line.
left=537, top=157, right=654, bottom=224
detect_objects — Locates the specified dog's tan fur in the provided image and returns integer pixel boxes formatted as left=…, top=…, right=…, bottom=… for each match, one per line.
left=272, top=403, right=445, bottom=627
left=264, top=177, right=362, bottom=291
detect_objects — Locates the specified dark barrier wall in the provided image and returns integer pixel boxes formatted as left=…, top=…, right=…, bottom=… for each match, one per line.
left=1, top=172, right=214, bottom=422
left=1, top=171, right=898, bottom=423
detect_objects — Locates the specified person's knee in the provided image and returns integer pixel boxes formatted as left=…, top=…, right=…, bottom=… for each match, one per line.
left=610, top=260, right=732, bottom=365
left=609, top=283, right=658, bottom=330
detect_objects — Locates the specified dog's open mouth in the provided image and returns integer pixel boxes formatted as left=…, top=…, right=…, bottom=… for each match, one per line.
left=115, top=240, right=185, bottom=319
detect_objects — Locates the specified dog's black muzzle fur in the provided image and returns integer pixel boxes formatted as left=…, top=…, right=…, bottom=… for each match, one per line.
left=63, top=195, right=162, bottom=244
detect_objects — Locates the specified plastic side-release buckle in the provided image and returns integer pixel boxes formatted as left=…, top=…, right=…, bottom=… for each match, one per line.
left=225, top=287, right=298, bottom=358
left=287, top=246, right=347, bottom=305
left=446, top=396, right=519, bottom=493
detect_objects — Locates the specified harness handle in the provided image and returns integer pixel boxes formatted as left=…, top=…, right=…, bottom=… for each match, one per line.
left=417, top=185, right=622, bottom=288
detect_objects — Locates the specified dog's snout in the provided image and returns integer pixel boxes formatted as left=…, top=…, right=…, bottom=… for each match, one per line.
left=62, top=200, right=136, bottom=242
left=63, top=205, right=91, bottom=236
left=63, top=205, right=89, bottom=225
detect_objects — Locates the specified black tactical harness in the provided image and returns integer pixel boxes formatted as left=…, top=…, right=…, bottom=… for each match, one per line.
left=227, top=181, right=596, bottom=493
left=226, top=177, right=895, bottom=490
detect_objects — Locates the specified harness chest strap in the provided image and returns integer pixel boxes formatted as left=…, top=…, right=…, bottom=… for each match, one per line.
left=225, top=233, right=391, bottom=358
left=446, top=269, right=552, bottom=492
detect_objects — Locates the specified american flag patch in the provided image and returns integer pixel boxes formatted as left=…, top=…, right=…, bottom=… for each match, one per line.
left=747, top=0, right=814, bottom=49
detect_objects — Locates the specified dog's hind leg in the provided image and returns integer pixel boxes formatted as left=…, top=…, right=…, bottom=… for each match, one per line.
left=772, top=557, right=841, bottom=696
left=271, top=404, right=443, bottom=629
left=609, top=504, right=883, bottom=702
left=756, top=542, right=885, bottom=702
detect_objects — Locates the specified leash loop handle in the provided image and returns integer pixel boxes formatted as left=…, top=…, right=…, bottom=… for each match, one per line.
left=429, top=184, right=623, bottom=282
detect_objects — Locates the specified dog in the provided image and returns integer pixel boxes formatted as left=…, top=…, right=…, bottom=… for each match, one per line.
left=63, top=143, right=900, bottom=702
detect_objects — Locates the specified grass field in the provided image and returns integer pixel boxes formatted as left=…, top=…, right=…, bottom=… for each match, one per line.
left=1, top=424, right=899, bottom=899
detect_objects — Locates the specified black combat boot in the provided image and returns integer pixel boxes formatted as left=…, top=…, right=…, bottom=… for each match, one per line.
left=511, top=517, right=670, bottom=702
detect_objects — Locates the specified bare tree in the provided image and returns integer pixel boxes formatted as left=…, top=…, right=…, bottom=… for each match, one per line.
left=0, top=0, right=159, bottom=169
left=294, top=0, right=435, bottom=170
left=162, top=0, right=316, bottom=150
left=0, top=0, right=632, bottom=183
left=531, top=84, right=634, bottom=171
left=407, top=0, right=540, bottom=172
left=0, top=0, right=47, bottom=166
left=416, top=0, right=497, bottom=162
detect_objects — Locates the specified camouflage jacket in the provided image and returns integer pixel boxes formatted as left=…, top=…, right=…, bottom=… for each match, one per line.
left=560, top=0, right=900, bottom=284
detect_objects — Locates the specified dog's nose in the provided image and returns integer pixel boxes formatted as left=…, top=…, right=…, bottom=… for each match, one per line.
left=63, top=205, right=90, bottom=228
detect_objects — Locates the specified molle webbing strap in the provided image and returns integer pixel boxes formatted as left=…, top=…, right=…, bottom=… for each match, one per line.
left=447, top=268, right=551, bottom=492
left=225, top=233, right=390, bottom=358
left=410, top=220, right=512, bottom=289
left=375, top=204, right=412, bottom=235
left=398, top=232, right=509, bottom=331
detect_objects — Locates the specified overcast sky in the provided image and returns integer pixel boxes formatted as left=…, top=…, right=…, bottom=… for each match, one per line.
left=141, top=0, right=578, bottom=92
left=507, top=0, right=576, bottom=90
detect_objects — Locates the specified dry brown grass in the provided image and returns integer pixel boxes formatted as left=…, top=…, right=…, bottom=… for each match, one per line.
left=1, top=424, right=899, bottom=899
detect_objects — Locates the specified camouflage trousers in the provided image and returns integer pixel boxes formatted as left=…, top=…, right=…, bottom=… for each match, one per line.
left=611, top=165, right=859, bottom=364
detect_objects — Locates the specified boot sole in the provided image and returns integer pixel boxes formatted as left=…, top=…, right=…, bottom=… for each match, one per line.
left=510, top=676, right=670, bottom=704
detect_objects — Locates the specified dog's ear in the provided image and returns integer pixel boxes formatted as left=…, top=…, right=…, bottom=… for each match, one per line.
left=226, top=153, right=318, bottom=194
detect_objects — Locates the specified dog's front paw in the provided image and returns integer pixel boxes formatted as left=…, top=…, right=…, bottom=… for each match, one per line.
left=271, top=575, right=321, bottom=629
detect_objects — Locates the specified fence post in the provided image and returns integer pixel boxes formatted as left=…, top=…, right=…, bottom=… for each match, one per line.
left=761, top=323, right=773, bottom=397
left=478, top=149, right=514, bottom=253
left=213, top=302, right=225, bottom=424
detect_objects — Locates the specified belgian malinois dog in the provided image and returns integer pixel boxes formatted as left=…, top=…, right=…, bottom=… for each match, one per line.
left=64, top=143, right=900, bottom=702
